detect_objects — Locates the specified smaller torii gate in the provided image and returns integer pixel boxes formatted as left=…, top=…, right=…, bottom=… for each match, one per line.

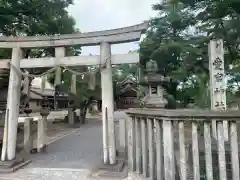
left=0, top=22, right=148, bottom=166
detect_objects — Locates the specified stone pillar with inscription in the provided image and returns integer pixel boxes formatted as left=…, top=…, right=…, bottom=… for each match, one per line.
left=209, top=39, right=228, bottom=140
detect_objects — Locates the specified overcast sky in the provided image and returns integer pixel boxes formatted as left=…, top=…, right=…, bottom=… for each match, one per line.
left=67, top=0, right=159, bottom=55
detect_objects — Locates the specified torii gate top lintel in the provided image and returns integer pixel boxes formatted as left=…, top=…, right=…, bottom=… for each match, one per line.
left=0, top=22, right=149, bottom=48
left=0, top=22, right=149, bottom=69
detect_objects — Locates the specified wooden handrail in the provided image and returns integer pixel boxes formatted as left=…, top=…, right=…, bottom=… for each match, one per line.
left=126, top=108, right=240, bottom=119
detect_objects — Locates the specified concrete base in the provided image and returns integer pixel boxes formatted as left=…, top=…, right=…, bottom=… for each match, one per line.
left=31, top=144, right=47, bottom=154
left=98, top=159, right=125, bottom=172
left=90, top=159, right=126, bottom=179
left=0, top=156, right=31, bottom=173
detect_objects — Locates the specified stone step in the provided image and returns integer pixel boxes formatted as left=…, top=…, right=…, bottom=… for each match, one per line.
left=0, top=157, right=31, bottom=173
left=97, top=159, right=124, bottom=172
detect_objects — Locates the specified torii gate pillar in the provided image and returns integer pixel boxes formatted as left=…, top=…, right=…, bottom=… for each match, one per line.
left=2, top=48, right=22, bottom=161
left=100, top=42, right=116, bottom=165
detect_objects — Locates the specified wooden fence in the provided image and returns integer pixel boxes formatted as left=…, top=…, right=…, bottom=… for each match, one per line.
left=118, top=108, right=240, bottom=180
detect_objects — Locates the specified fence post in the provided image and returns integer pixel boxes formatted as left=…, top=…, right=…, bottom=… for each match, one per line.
left=119, top=118, right=126, bottom=157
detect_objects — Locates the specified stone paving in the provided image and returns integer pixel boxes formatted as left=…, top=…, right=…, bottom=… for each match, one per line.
left=0, top=112, right=143, bottom=180
left=28, top=121, right=103, bottom=170
left=0, top=168, right=144, bottom=180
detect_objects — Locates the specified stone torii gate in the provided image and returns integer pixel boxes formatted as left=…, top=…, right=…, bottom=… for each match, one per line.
left=0, top=22, right=148, bottom=166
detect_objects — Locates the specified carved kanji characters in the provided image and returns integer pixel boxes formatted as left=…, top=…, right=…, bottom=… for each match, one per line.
left=214, top=73, right=224, bottom=82
left=212, top=57, right=223, bottom=70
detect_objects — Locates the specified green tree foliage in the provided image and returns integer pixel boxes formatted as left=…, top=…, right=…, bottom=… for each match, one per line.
left=179, top=0, right=240, bottom=106
left=140, top=1, right=198, bottom=106
left=47, top=65, right=102, bottom=122
left=0, top=0, right=80, bottom=87
left=140, top=0, right=240, bottom=108
left=0, top=0, right=75, bottom=36
left=0, top=0, right=78, bottom=59
left=0, top=0, right=97, bottom=121
left=59, top=69, right=102, bottom=123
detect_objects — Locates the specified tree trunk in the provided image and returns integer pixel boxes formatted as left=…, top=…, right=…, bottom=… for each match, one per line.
left=79, top=100, right=93, bottom=124
left=97, top=100, right=102, bottom=112
left=80, top=106, right=88, bottom=124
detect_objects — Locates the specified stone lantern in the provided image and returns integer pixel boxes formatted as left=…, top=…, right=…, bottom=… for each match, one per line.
left=140, top=59, right=168, bottom=108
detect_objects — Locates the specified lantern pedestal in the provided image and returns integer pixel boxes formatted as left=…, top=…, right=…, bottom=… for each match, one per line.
left=143, top=93, right=167, bottom=108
